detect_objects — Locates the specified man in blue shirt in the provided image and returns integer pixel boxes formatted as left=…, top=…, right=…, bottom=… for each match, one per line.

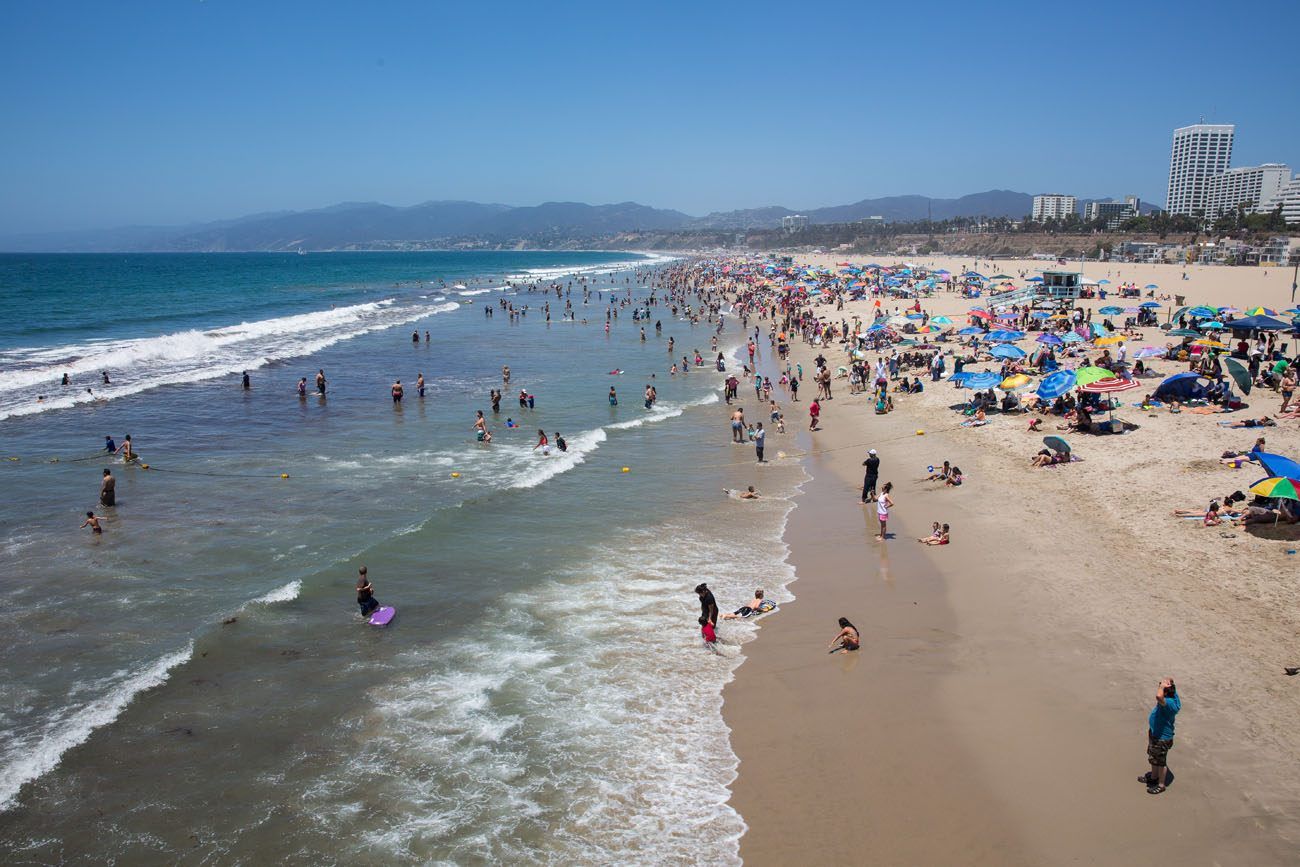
left=1141, top=677, right=1181, bottom=794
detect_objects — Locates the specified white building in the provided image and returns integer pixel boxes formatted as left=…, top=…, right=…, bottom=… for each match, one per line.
left=1205, top=163, right=1291, bottom=219
left=1277, top=176, right=1300, bottom=226
left=781, top=214, right=809, bottom=232
left=1084, top=195, right=1141, bottom=228
left=1031, top=194, right=1077, bottom=221
left=1166, top=123, right=1234, bottom=217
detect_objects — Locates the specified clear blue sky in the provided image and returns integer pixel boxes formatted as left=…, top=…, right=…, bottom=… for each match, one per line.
left=2, top=0, right=1297, bottom=234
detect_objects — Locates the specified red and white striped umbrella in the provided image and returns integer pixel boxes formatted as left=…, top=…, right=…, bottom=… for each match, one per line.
left=1077, top=376, right=1140, bottom=394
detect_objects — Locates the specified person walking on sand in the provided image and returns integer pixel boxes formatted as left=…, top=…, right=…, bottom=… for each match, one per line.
left=100, top=468, right=116, bottom=507
left=861, top=449, right=880, bottom=503
left=808, top=398, right=821, bottom=431
left=1140, top=677, right=1181, bottom=794
left=754, top=422, right=766, bottom=463
left=875, top=482, right=894, bottom=540
left=730, top=407, right=745, bottom=443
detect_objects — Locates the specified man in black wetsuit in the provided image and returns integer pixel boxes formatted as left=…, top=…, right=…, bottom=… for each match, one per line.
left=695, top=583, right=718, bottom=628
left=862, top=448, right=880, bottom=503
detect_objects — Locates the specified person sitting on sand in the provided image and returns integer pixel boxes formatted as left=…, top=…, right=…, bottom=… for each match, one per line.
left=919, top=523, right=951, bottom=545
left=828, top=617, right=860, bottom=653
left=926, top=462, right=951, bottom=482
left=722, top=589, right=766, bottom=620
left=1027, top=417, right=1043, bottom=431
left=918, top=521, right=942, bottom=542
left=1202, top=501, right=1223, bottom=526
left=963, top=408, right=987, bottom=427
left=1233, top=501, right=1299, bottom=526
left=945, top=467, right=964, bottom=486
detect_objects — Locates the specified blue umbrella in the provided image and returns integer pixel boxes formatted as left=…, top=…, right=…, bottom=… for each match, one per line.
left=958, top=326, right=984, bottom=335
left=1030, top=311, right=1052, bottom=319
left=1098, top=279, right=1111, bottom=285
left=1036, top=333, right=1064, bottom=346
left=988, top=329, right=1024, bottom=341
left=1061, top=332, right=1084, bottom=344
left=990, top=344, right=1027, bottom=359
left=1027, top=276, right=1043, bottom=283
left=1200, top=321, right=1225, bottom=330
left=1036, top=369, right=1077, bottom=400
left=947, top=371, right=972, bottom=383
left=1256, top=452, right=1300, bottom=481
left=1187, top=306, right=1216, bottom=318
left=962, top=372, right=1003, bottom=390
left=1099, top=305, right=1124, bottom=315
left=905, top=312, right=925, bottom=319
left=1144, top=283, right=1159, bottom=289
left=1140, top=301, right=1161, bottom=308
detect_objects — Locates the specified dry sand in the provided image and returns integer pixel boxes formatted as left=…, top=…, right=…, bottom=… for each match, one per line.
left=722, top=255, right=1300, bottom=864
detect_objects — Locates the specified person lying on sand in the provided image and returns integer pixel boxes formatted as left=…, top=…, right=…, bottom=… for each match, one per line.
left=828, top=617, right=860, bottom=654
left=1218, top=417, right=1275, bottom=429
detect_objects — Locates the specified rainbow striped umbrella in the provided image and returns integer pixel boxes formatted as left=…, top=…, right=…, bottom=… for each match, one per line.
left=1249, top=477, right=1300, bottom=501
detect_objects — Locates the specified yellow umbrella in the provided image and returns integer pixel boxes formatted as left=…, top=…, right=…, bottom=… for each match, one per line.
left=1093, top=335, right=1125, bottom=346
left=1193, top=339, right=1229, bottom=349
left=1000, top=374, right=1033, bottom=391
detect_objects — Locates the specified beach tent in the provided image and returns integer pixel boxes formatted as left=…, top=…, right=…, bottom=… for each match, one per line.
left=1153, top=372, right=1208, bottom=402
left=1227, top=314, right=1290, bottom=332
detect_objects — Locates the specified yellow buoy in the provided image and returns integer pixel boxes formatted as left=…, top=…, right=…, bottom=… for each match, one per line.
left=915, top=430, right=925, bottom=436
left=280, top=473, right=290, bottom=479
left=141, top=464, right=150, bottom=469
left=451, top=472, right=461, bottom=478
left=621, top=467, right=630, bottom=473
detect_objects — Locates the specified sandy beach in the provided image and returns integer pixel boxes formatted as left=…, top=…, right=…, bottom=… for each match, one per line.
left=723, top=255, right=1300, bottom=864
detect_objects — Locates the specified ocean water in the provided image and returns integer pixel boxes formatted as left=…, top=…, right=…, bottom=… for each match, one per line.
left=0, top=252, right=805, bottom=863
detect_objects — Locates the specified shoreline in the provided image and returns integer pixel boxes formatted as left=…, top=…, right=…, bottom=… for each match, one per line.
left=722, top=255, right=1300, bottom=864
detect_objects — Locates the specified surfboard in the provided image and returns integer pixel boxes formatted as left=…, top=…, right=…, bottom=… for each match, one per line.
left=368, top=606, right=396, bottom=627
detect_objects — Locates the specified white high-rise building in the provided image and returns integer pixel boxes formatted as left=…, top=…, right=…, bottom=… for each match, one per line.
left=1276, top=176, right=1300, bottom=226
left=1206, top=164, right=1291, bottom=219
left=1166, top=123, right=1234, bottom=217
left=1031, top=194, right=1077, bottom=221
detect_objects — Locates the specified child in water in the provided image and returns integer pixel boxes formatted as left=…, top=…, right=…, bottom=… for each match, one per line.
left=356, top=566, right=379, bottom=618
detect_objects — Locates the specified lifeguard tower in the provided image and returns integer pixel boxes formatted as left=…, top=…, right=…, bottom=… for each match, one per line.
left=1040, top=269, right=1082, bottom=300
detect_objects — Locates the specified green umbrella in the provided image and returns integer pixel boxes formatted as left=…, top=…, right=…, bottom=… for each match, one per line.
left=1168, top=329, right=1201, bottom=338
left=1223, top=357, right=1251, bottom=395
left=1074, top=366, right=1112, bottom=387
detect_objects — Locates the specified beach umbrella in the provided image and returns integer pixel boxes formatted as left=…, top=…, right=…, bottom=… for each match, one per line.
left=1027, top=276, right=1043, bottom=283
left=1248, top=477, right=1300, bottom=501
left=948, top=371, right=972, bottom=383
left=1256, top=453, right=1300, bottom=480
left=1223, top=357, right=1252, bottom=395
left=1060, top=332, right=1084, bottom=343
left=1074, top=366, right=1112, bottom=387
left=1078, top=376, right=1140, bottom=394
left=1140, top=301, right=1162, bottom=308
left=1098, top=280, right=1111, bottom=285
left=1144, top=284, right=1159, bottom=289
left=1167, top=328, right=1200, bottom=338
left=1036, top=370, right=1077, bottom=400
left=905, top=312, right=926, bottom=320
left=958, top=326, right=984, bottom=335
left=1099, top=305, right=1124, bottom=315
left=929, top=315, right=953, bottom=325
left=962, top=372, right=1004, bottom=390
left=990, top=274, right=1013, bottom=280
left=1227, top=314, right=1290, bottom=331
left=1187, top=306, right=1217, bottom=318
left=1029, top=311, right=1052, bottom=320
left=1036, top=333, right=1064, bottom=346
left=988, top=329, right=1024, bottom=341
left=969, top=309, right=994, bottom=320
left=1000, top=374, right=1033, bottom=391
left=1043, top=435, right=1071, bottom=454
left=1094, top=335, right=1125, bottom=346
left=1245, top=307, right=1277, bottom=316
left=1133, top=346, right=1163, bottom=359
left=1087, top=322, right=1109, bottom=338
left=990, top=344, right=1026, bottom=359
left=1193, top=339, right=1229, bottom=349
left=1199, top=321, right=1225, bottom=330
left=1218, top=306, right=1240, bottom=314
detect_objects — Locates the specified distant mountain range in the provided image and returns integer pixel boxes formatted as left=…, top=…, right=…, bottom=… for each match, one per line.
left=0, top=191, right=1163, bottom=252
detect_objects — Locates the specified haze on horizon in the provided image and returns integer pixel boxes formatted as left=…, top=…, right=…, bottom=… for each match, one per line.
left=2, top=0, right=1297, bottom=236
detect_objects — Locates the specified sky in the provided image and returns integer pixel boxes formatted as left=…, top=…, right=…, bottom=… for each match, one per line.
left=2, top=0, right=1298, bottom=235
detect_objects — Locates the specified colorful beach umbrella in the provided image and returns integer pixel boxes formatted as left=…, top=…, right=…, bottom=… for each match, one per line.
left=1168, top=328, right=1201, bottom=338
left=988, top=329, right=1025, bottom=341
left=1094, top=335, right=1125, bottom=346
left=1187, top=306, right=1217, bottom=318
left=1078, top=376, right=1140, bottom=394
left=990, top=344, right=1026, bottom=360
left=1000, top=374, right=1033, bottom=391
left=1133, top=346, right=1164, bottom=359
left=1036, top=333, right=1064, bottom=346
left=1248, top=477, right=1300, bottom=501
left=1193, top=339, right=1229, bottom=349
left=1098, top=305, right=1124, bottom=315
left=1074, top=366, right=1113, bottom=387
left=1140, top=301, right=1162, bottom=308
left=929, top=315, right=953, bottom=325
left=1060, top=332, right=1084, bottom=343
left=969, top=310, right=994, bottom=320
left=958, top=326, right=984, bottom=335
left=1036, top=370, right=1077, bottom=400
left=962, top=372, right=1003, bottom=390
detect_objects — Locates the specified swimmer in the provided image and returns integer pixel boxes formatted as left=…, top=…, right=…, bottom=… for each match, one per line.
left=502, top=365, right=511, bottom=384
left=297, top=377, right=307, bottom=397
left=81, top=511, right=104, bottom=535
left=554, top=432, right=567, bottom=452
left=114, top=434, right=137, bottom=463
left=104, top=435, right=116, bottom=453
left=724, top=485, right=760, bottom=500
left=722, top=589, right=766, bottom=620
left=533, top=429, right=550, bottom=455
left=100, top=468, right=116, bottom=507
left=506, top=417, right=516, bottom=428
left=474, top=410, right=488, bottom=440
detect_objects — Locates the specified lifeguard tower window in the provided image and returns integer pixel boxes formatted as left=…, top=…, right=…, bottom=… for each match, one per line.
left=1041, top=270, right=1081, bottom=300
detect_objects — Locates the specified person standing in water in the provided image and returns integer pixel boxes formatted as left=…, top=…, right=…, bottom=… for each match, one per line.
left=242, top=371, right=250, bottom=390
left=861, top=449, right=880, bottom=503
left=490, top=389, right=501, bottom=413
left=609, top=386, right=618, bottom=406
left=115, top=434, right=137, bottom=463
left=474, top=410, right=488, bottom=441
left=875, top=482, right=894, bottom=541
left=315, top=369, right=327, bottom=396
left=356, top=566, right=379, bottom=618
left=100, top=468, right=116, bottom=507
left=754, top=422, right=766, bottom=463
left=297, top=377, right=308, bottom=397
left=81, top=511, right=105, bottom=535
left=533, top=429, right=550, bottom=454
left=391, top=379, right=404, bottom=403
left=502, top=365, right=511, bottom=385
left=417, top=373, right=425, bottom=399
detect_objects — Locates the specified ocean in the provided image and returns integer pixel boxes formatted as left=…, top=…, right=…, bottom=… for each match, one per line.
left=0, top=251, right=805, bottom=863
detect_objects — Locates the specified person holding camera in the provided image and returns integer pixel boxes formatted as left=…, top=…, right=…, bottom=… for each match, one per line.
left=1141, top=677, right=1181, bottom=794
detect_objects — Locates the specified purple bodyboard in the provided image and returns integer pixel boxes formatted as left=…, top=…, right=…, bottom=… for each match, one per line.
left=368, top=606, right=396, bottom=627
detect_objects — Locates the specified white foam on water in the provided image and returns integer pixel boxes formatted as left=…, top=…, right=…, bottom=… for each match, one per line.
left=503, top=253, right=675, bottom=284
left=301, top=503, right=802, bottom=864
left=456, top=288, right=494, bottom=297
left=0, top=642, right=194, bottom=812
left=245, top=580, right=302, bottom=606
left=0, top=300, right=461, bottom=420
